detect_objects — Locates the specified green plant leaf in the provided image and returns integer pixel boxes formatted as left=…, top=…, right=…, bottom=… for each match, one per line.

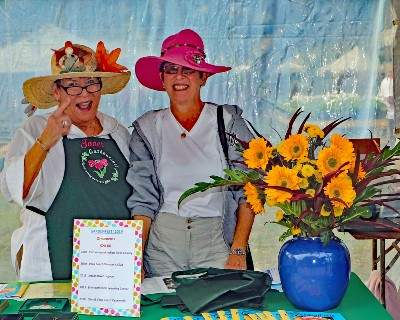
left=223, top=168, right=248, bottom=182
left=382, top=141, right=400, bottom=160
left=354, top=187, right=380, bottom=204
left=341, top=206, right=371, bottom=224
left=279, top=229, right=293, bottom=242
left=320, top=230, right=333, bottom=245
left=246, top=170, right=264, bottom=181
left=178, top=176, right=243, bottom=207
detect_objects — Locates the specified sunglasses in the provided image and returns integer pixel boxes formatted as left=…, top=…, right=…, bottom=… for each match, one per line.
left=162, top=64, right=197, bottom=75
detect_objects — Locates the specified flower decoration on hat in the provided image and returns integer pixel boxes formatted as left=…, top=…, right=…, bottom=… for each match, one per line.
left=95, top=41, right=128, bottom=73
left=54, top=41, right=87, bottom=73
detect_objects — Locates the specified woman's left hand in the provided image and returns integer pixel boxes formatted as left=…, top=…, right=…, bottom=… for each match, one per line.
left=224, top=254, right=247, bottom=270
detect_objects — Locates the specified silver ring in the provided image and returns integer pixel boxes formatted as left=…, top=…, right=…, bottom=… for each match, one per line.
left=62, top=120, right=69, bottom=128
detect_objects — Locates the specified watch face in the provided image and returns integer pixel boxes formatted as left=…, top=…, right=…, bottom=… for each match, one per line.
left=231, top=248, right=246, bottom=255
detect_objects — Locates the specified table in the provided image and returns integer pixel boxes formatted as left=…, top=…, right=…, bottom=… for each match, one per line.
left=342, top=218, right=400, bottom=307
left=1, top=273, right=391, bottom=319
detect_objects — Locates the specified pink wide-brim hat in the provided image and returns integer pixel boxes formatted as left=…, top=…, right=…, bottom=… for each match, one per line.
left=135, top=29, right=231, bottom=91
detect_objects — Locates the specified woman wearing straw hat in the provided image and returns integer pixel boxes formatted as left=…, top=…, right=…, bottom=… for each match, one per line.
left=0, top=41, right=132, bottom=281
left=128, top=29, right=255, bottom=277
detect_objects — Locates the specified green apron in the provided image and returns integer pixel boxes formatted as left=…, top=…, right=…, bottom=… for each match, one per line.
left=45, top=135, right=131, bottom=280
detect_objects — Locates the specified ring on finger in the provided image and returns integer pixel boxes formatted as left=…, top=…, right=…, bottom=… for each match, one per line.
left=62, top=119, right=70, bottom=128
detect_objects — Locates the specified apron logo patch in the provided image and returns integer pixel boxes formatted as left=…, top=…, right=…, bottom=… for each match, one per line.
left=81, top=149, right=119, bottom=184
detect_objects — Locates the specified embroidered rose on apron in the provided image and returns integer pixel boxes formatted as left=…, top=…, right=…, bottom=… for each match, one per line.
left=81, top=149, right=119, bottom=184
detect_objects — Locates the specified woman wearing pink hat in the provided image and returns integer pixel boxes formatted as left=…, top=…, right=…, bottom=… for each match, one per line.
left=128, top=29, right=256, bottom=277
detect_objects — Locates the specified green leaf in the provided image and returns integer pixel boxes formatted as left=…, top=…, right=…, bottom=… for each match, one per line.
left=279, top=229, right=293, bottom=242
left=341, top=206, right=372, bottom=224
left=210, top=175, right=224, bottom=181
left=320, top=231, right=333, bottom=245
left=353, top=187, right=380, bottom=204
left=246, top=170, right=263, bottom=181
left=178, top=176, right=244, bottom=207
left=382, top=141, right=400, bottom=160
left=223, top=169, right=248, bottom=182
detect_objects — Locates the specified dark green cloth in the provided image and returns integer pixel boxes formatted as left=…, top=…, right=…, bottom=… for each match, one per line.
left=162, top=268, right=271, bottom=314
left=46, top=136, right=132, bottom=280
left=0, top=273, right=392, bottom=319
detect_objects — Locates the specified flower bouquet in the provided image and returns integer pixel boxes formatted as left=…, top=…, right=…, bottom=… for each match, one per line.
left=179, top=108, right=400, bottom=310
left=179, top=108, right=400, bottom=243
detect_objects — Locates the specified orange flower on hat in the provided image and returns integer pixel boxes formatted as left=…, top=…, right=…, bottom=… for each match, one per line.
left=95, top=41, right=128, bottom=73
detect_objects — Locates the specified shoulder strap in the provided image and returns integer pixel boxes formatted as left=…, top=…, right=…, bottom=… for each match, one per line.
left=217, top=105, right=229, bottom=165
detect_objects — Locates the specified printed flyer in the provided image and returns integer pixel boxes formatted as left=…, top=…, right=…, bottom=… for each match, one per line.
left=71, top=219, right=143, bottom=317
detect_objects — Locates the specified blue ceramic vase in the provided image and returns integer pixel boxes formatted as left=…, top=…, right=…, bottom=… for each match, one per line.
left=278, top=236, right=351, bottom=311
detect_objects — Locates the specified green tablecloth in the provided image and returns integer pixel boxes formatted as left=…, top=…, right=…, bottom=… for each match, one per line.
left=1, top=273, right=391, bottom=319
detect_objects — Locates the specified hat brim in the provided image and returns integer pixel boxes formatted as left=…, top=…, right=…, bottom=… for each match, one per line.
left=135, top=56, right=230, bottom=91
left=23, top=71, right=131, bottom=108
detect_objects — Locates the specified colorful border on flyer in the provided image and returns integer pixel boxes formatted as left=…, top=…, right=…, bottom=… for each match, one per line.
left=70, top=219, right=143, bottom=317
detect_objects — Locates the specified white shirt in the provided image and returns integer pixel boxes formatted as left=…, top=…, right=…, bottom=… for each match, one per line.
left=0, top=111, right=130, bottom=281
left=157, top=104, right=224, bottom=217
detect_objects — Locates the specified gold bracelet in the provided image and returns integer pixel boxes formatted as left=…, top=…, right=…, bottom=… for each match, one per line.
left=36, top=138, right=49, bottom=152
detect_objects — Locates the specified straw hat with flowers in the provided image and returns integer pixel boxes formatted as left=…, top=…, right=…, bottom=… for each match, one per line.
left=23, top=41, right=131, bottom=109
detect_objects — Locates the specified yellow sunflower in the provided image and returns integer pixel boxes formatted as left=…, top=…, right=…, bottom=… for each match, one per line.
left=333, top=206, right=344, bottom=217
left=304, top=124, right=325, bottom=139
left=320, top=205, right=331, bottom=217
left=291, top=226, right=301, bottom=236
left=275, top=210, right=284, bottom=222
left=243, top=137, right=273, bottom=170
left=278, top=134, right=309, bottom=161
left=243, top=182, right=264, bottom=214
left=315, top=171, right=323, bottom=183
left=305, top=188, right=315, bottom=197
left=316, top=146, right=353, bottom=176
left=301, top=164, right=315, bottom=177
left=264, top=166, right=300, bottom=204
left=299, top=178, right=309, bottom=189
left=324, top=174, right=356, bottom=208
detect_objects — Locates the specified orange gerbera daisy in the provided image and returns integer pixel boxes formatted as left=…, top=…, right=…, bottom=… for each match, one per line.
left=243, top=138, right=273, bottom=170
left=316, top=146, right=353, bottom=176
left=278, top=134, right=309, bottom=161
left=264, top=166, right=300, bottom=204
left=243, top=182, right=264, bottom=214
left=324, top=174, right=356, bottom=208
left=330, top=134, right=354, bottom=155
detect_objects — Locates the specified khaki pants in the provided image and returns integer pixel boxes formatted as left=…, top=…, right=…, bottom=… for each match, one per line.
left=145, top=213, right=230, bottom=277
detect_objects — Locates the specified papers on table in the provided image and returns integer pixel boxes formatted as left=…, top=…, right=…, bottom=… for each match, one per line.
left=23, top=283, right=71, bottom=299
left=0, top=283, right=29, bottom=300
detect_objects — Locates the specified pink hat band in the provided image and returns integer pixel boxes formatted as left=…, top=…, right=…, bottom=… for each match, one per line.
left=135, top=29, right=231, bottom=91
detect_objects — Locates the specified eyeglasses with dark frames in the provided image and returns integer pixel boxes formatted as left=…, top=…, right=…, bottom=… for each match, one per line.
left=56, top=81, right=102, bottom=96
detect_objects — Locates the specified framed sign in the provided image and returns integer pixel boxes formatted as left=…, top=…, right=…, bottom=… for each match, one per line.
left=71, top=219, right=143, bottom=317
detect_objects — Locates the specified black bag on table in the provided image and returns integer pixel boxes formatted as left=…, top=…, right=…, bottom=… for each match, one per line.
left=161, top=267, right=272, bottom=314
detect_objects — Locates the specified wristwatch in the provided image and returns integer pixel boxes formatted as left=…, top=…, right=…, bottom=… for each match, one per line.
left=229, top=247, right=247, bottom=256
